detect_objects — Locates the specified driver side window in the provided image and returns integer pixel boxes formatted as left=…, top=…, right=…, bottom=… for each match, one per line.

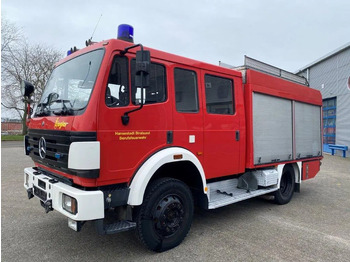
left=106, top=55, right=129, bottom=107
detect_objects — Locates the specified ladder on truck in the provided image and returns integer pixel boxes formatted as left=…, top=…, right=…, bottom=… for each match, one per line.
left=220, top=56, right=309, bottom=86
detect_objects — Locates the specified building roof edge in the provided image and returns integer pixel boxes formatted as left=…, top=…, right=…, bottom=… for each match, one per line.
left=296, top=42, right=350, bottom=74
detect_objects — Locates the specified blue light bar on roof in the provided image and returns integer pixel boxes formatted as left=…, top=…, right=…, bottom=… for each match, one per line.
left=117, top=24, right=134, bottom=43
left=66, top=46, right=79, bottom=56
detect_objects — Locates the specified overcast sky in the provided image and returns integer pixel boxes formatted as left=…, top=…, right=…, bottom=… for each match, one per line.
left=2, top=0, right=350, bottom=72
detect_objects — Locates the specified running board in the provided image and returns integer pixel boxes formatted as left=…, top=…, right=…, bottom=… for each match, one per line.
left=207, top=178, right=278, bottom=209
left=95, top=219, right=136, bottom=235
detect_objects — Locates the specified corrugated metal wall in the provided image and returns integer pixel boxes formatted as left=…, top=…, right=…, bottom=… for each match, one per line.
left=299, top=46, right=350, bottom=157
left=337, top=94, right=350, bottom=149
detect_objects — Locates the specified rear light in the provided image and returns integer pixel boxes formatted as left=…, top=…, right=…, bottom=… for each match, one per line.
left=62, top=194, right=78, bottom=215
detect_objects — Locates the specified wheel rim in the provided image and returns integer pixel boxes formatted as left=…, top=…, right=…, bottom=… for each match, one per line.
left=280, top=171, right=293, bottom=197
left=153, top=195, right=185, bottom=237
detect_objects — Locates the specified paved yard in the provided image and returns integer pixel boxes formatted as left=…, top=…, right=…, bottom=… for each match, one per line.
left=2, top=141, right=350, bottom=261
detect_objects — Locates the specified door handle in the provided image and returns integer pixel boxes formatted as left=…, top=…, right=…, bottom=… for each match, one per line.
left=235, top=130, right=240, bottom=141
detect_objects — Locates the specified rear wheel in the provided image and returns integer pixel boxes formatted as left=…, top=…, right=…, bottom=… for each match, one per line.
left=135, top=178, right=194, bottom=252
left=274, top=165, right=295, bottom=205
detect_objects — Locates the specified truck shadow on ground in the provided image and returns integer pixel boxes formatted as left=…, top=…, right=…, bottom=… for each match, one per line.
left=35, top=196, right=279, bottom=257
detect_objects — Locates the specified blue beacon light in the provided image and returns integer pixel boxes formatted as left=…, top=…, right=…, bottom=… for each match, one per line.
left=117, top=24, right=134, bottom=43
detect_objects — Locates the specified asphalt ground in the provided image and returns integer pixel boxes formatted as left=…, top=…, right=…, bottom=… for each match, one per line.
left=1, top=141, right=350, bottom=262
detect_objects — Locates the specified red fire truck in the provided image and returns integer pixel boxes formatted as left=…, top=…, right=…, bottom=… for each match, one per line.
left=22, top=25, right=322, bottom=252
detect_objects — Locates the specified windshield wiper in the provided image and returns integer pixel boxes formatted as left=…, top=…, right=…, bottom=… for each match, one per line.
left=52, top=99, right=75, bottom=116
left=35, top=92, right=60, bottom=117
left=35, top=102, right=51, bottom=117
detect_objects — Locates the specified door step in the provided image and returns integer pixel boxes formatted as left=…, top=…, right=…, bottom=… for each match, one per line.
left=105, top=220, right=136, bottom=234
left=96, top=219, right=136, bottom=235
left=207, top=177, right=278, bottom=209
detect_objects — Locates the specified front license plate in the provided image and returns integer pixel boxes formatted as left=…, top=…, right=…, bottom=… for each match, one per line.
left=34, top=186, right=47, bottom=201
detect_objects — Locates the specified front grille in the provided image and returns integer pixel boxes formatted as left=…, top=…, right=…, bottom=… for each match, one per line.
left=27, top=129, right=97, bottom=178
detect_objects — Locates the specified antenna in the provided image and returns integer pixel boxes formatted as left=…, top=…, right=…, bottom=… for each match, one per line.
left=86, top=14, right=102, bottom=46
left=90, top=14, right=102, bottom=41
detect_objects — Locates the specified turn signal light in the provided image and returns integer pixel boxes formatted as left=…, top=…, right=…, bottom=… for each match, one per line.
left=173, top=154, right=183, bottom=160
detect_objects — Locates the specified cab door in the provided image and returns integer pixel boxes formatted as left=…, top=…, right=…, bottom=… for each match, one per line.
left=201, top=71, right=242, bottom=179
left=172, top=66, right=203, bottom=161
left=98, top=53, right=172, bottom=184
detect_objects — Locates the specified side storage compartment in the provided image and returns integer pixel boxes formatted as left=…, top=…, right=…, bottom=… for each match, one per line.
left=250, top=86, right=322, bottom=166
left=242, top=67, right=323, bottom=169
left=253, top=93, right=293, bottom=165
left=295, top=102, right=322, bottom=159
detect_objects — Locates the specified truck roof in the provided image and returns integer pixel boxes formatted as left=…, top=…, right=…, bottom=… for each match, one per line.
left=57, top=38, right=243, bottom=79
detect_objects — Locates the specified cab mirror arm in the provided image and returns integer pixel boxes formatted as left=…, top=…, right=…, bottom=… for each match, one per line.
left=120, top=44, right=150, bottom=125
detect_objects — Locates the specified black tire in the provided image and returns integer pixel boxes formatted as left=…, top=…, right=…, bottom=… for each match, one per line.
left=135, top=178, right=194, bottom=252
left=274, top=165, right=295, bottom=205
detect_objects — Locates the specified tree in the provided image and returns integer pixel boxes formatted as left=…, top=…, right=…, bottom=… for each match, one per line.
left=1, top=17, right=63, bottom=134
left=1, top=18, right=21, bottom=54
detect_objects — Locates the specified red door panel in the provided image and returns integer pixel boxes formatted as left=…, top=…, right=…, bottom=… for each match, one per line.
left=201, top=71, right=242, bottom=179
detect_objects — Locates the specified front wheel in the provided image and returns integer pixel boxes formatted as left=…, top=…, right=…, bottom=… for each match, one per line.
left=274, top=165, right=295, bottom=205
left=135, top=178, right=194, bottom=252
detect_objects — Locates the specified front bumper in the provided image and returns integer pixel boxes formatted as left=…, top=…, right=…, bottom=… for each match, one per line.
left=24, top=167, right=104, bottom=221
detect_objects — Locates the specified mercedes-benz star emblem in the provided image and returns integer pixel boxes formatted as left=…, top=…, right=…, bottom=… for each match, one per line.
left=38, top=137, right=47, bottom=159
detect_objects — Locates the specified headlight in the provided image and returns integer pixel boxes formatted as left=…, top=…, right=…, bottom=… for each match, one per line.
left=62, top=194, right=78, bottom=215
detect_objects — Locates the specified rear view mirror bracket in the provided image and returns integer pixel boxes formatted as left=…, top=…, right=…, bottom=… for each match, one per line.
left=120, top=44, right=151, bottom=125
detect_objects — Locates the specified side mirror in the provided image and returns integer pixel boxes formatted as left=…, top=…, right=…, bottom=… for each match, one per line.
left=120, top=45, right=150, bottom=126
left=135, top=50, right=150, bottom=88
left=21, top=80, right=34, bottom=98
left=21, top=80, right=35, bottom=120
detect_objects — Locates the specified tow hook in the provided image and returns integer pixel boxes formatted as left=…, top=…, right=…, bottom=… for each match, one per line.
left=41, top=200, right=53, bottom=213
left=27, top=188, right=34, bottom=199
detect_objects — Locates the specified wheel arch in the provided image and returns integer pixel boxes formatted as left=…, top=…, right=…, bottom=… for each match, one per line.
left=127, top=147, right=207, bottom=206
left=277, top=162, right=302, bottom=188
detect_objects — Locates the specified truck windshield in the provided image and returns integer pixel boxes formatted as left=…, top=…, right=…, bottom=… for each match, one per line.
left=35, top=49, right=105, bottom=116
